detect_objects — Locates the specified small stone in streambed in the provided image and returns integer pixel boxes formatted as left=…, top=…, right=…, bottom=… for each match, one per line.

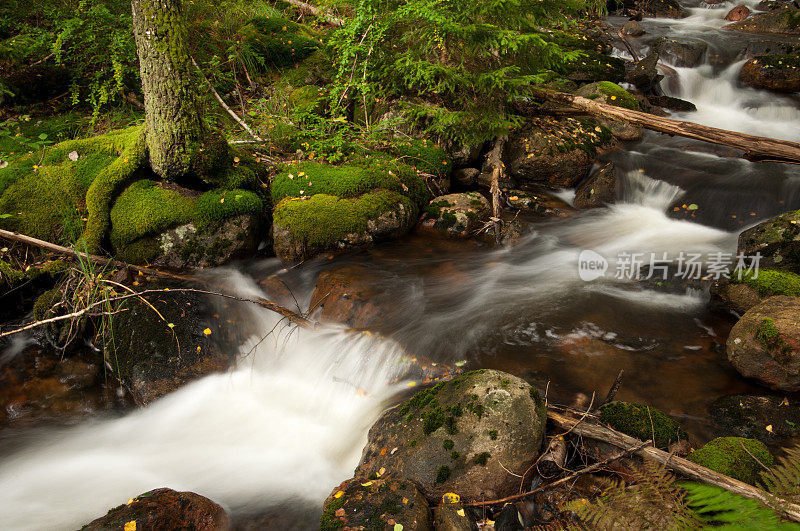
left=417, top=192, right=491, bottom=238
left=321, top=477, right=431, bottom=531
left=355, top=369, right=547, bottom=502
left=504, top=189, right=574, bottom=217
left=725, top=4, right=751, bottom=21
left=82, top=488, right=231, bottom=530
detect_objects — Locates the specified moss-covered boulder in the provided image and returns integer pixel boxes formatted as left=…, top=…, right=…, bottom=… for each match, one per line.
left=271, top=157, right=430, bottom=261
left=574, top=162, right=618, bottom=209
left=651, top=37, right=708, bottom=67
left=82, top=488, right=231, bottom=530
left=355, top=369, right=547, bottom=502
left=504, top=117, right=613, bottom=188
left=725, top=8, right=800, bottom=34
left=417, top=192, right=490, bottom=238
left=710, top=394, right=800, bottom=443
left=740, top=54, right=800, bottom=92
left=598, top=401, right=688, bottom=449
left=738, top=209, right=800, bottom=273
left=320, top=477, right=431, bottom=531
left=727, top=295, right=800, bottom=391
left=110, top=181, right=262, bottom=268
left=109, top=288, right=237, bottom=404
left=575, top=83, right=643, bottom=141
left=687, top=437, right=773, bottom=484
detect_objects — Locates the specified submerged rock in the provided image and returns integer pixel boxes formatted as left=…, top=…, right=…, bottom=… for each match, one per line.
left=356, top=369, right=547, bottom=502
left=505, top=189, right=575, bottom=217
left=83, top=488, right=231, bottom=530
left=647, top=95, right=697, bottom=113
left=687, top=437, right=773, bottom=485
left=574, top=162, right=618, bottom=209
left=418, top=192, right=491, bottom=238
left=626, top=53, right=665, bottom=92
left=740, top=54, right=800, bottom=92
left=710, top=394, right=800, bottom=442
left=504, top=117, right=613, bottom=188
left=727, top=295, right=800, bottom=392
left=598, top=401, right=688, bottom=449
left=321, top=477, right=431, bottom=531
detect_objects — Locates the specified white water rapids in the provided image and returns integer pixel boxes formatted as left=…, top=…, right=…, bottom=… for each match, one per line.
left=1, top=2, right=800, bottom=529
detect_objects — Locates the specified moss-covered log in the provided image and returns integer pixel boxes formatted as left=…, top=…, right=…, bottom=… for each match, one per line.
left=131, top=0, right=207, bottom=180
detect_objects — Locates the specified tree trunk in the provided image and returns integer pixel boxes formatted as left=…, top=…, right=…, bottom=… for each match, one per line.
left=131, top=0, right=207, bottom=180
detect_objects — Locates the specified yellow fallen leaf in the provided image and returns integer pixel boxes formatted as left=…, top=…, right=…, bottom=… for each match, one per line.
left=167, top=323, right=175, bottom=329
left=126, top=498, right=135, bottom=505
left=124, top=521, right=136, bottom=531
left=379, top=467, right=386, bottom=476
left=402, top=497, right=409, bottom=504
left=333, top=490, right=344, bottom=499
left=233, top=156, right=240, bottom=163
left=406, top=381, right=417, bottom=387
left=442, top=492, right=461, bottom=504
left=361, top=481, right=373, bottom=487
left=203, top=328, right=212, bottom=335
left=457, top=508, right=465, bottom=517
left=766, top=425, right=774, bottom=433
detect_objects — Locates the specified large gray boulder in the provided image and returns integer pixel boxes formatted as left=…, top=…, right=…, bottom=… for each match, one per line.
left=355, top=369, right=547, bottom=502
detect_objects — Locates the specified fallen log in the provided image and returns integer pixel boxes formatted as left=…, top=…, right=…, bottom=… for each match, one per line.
left=284, top=0, right=345, bottom=27
left=548, top=409, right=800, bottom=522
left=529, top=88, right=800, bottom=164
left=0, top=228, right=312, bottom=328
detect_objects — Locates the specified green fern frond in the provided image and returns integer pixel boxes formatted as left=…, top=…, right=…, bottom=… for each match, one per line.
left=681, top=482, right=800, bottom=530
left=762, top=444, right=800, bottom=502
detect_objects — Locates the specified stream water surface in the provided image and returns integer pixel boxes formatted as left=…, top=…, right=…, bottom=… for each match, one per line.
left=1, top=1, right=800, bottom=529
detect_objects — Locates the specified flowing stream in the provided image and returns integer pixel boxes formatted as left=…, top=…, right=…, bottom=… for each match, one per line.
left=2, top=2, right=800, bottom=528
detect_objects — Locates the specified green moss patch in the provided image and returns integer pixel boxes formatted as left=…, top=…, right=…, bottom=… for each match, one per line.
left=272, top=159, right=426, bottom=206
left=733, top=269, right=800, bottom=297
left=688, top=437, right=773, bottom=485
left=273, top=190, right=415, bottom=247
left=599, top=401, right=687, bottom=449
left=756, top=318, right=791, bottom=355
left=110, top=180, right=262, bottom=252
left=595, top=81, right=640, bottom=111
left=388, top=138, right=452, bottom=179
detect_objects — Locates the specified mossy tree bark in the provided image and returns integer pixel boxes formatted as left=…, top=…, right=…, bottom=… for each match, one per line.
left=131, top=0, right=207, bottom=180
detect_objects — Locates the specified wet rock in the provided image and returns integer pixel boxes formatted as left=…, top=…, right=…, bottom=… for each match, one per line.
left=505, top=189, right=575, bottom=217
left=727, top=295, right=800, bottom=392
left=598, top=401, right=688, bottom=449
left=725, top=5, right=752, bottom=21
left=308, top=264, right=398, bottom=329
left=418, top=193, right=491, bottom=238
left=442, top=139, right=486, bottom=168
left=626, top=53, right=665, bottom=92
left=738, top=210, right=800, bottom=273
left=647, top=95, right=697, bottom=112
left=687, top=437, right=773, bottom=485
left=453, top=168, right=480, bottom=187
left=356, top=369, right=547, bottom=502
left=574, top=162, right=618, bottom=209
left=83, top=488, right=231, bottom=530
left=147, top=214, right=260, bottom=270
left=637, top=0, right=690, bottom=18
left=711, top=277, right=763, bottom=314
left=505, top=117, right=612, bottom=188
left=321, top=477, right=431, bottom=530
left=432, top=502, right=477, bottom=530
left=755, top=0, right=791, bottom=11
left=740, top=54, right=800, bottom=92
left=622, top=20, right=645, bottom=36
left=724, top=8, right=800, bottom=34
left=710, top=394, right=800, bottom=442
left=0, top=344, right=131, bottom=428
left=110, top=288, right=236, bottom=405
left=651, top=37, right=708, bottom=67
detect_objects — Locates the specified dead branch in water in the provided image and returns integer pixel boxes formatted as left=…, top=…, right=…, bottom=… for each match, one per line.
left=528, top=88, right=800, bottom=164
left=0, top=228, right=313, bottom=329
left=486, top=136, right=506, bottom=241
